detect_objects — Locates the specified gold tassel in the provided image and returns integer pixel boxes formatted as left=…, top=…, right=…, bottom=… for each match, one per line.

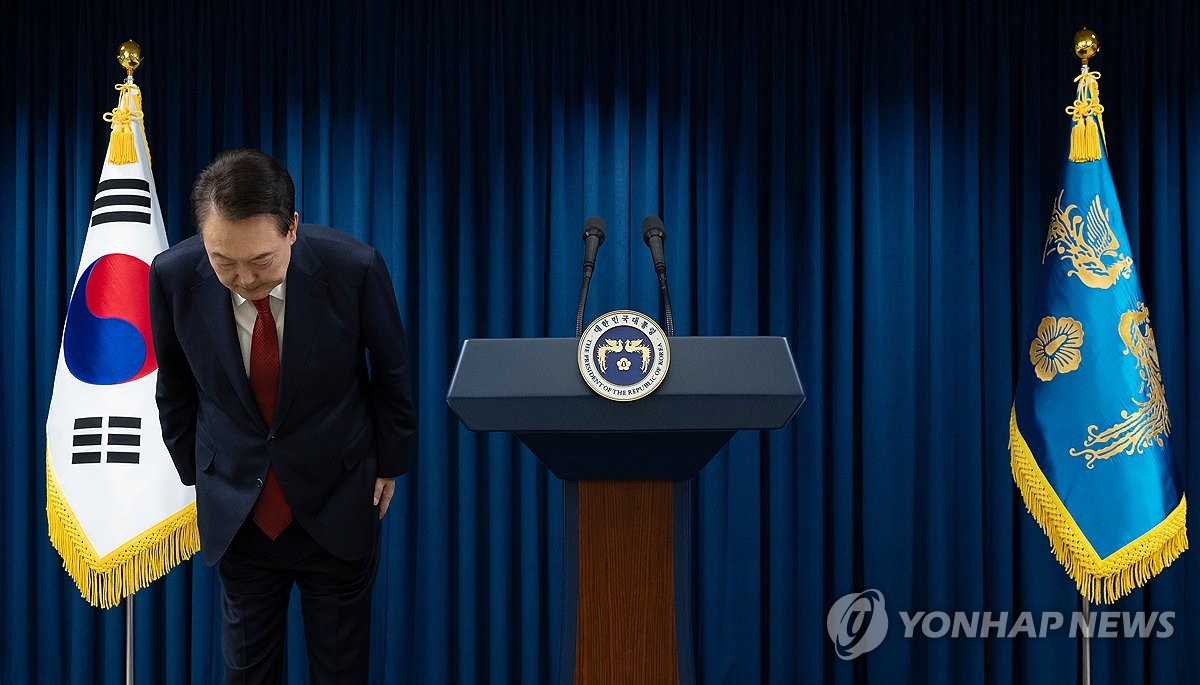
left=1082, top=116, right=1100, bottom=161
left=1066, top=70, right=1105, bottom=163
left=1009, top=408, right=1187, bottom=603
left=1069, top=117, right=1089, bottom=162
left=131, top=84, right=152, bottom=166
left=101, top=82, right=144, bottom=166
left=1069, top=112, right=1102, bottom=163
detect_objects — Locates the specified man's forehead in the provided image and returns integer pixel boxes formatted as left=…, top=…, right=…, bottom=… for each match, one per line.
left=203, top=229, right=287, bottom=260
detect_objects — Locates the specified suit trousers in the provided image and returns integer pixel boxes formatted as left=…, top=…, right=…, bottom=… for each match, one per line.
left=217, top=517, right=382, bottom=684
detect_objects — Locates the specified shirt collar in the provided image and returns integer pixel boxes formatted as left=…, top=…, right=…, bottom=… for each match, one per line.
left=232, top=280, right=287, bottom=307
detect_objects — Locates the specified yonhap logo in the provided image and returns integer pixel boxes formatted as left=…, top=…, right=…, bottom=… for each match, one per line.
left=827, top=589, right=889, bottom=660
left=825, top=589, right=1175, bottom=659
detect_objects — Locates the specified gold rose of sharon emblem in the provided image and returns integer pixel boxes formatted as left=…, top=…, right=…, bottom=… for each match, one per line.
left=1029, top=316, right=1084, bottom=382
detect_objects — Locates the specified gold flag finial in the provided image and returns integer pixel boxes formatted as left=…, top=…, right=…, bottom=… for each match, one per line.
left=117, top=40, right=142, bottom=78
left=1067, top=29, right=1105, bottom=162
left=1074, top=28, right=1099, bottom=66
left=105, top=41, right=145, bottom=164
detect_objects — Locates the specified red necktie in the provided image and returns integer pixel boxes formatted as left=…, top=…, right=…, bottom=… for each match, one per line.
left=249, top=296, right=292, bottom=540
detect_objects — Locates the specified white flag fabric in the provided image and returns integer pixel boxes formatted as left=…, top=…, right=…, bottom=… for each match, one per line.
left=46, top=78, right=198, bottom=608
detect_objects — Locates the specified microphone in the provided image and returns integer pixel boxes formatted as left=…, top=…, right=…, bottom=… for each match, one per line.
left=575, top=216, right=606, bottom=337
left=641, top=215, right=674, bottom=336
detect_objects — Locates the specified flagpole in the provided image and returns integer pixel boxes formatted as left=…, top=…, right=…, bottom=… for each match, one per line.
left=1080, top=28, right=1099, bottom=685
left=116, top=39, right=142, bottom=685
left=1080, top=597, right=1091, bottom=685
left=125, top=595, right=135, bottom=685
left=1069, top=29, right=1100, bottom=685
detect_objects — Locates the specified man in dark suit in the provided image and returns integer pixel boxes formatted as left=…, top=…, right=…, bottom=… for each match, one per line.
left=149, top=149, right=415, bottom=683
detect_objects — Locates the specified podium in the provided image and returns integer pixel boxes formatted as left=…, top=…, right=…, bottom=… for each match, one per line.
left=447, top=337, right=804, bottom=684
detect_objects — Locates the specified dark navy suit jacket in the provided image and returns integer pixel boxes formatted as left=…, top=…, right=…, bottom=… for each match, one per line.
left=149, top=224, right=415, bottom=565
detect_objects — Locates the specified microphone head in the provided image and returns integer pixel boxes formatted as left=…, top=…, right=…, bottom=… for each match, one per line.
left=583, top=216, right=606, bottom=244
left=641, top=215, right=665, bottom=244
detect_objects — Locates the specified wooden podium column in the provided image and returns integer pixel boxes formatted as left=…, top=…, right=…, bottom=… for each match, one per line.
left=574, top=480, right=679, bottom=684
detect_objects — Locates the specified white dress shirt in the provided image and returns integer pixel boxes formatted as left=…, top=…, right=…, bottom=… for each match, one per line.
left=231, top=282, right=286, bottom=377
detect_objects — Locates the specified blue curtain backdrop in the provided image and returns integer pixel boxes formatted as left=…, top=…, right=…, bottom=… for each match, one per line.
left=4, top=0, right=1199, bottom=683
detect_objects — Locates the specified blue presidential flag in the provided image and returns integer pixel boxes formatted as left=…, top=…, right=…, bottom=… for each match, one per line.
left=1010, top=63, right=1186, bottom=603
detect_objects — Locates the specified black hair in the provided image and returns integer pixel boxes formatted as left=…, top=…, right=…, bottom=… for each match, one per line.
left=191, top=149, right=295, bottom=236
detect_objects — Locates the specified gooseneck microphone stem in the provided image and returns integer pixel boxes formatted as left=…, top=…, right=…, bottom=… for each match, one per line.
left=641, top=215, right=675, bottom=336
left=658, top=275, right=675, bottom=337
left=575, top=272, right=593, bottom=338
left=576, top=217, right=606, bottom=337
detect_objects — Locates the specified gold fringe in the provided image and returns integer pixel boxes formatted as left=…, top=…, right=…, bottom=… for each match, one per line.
left=101, top=81, right=144, bottom=166
left=46, top=446, right=200, bottom=609
left=1009, top=407, right=1187, bottom=604
left=1066, top=70, right=1106, bottom=163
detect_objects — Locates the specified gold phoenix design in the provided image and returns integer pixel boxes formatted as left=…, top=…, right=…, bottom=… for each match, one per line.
left=1044, top=191, right=1133, bottom=290
left=1070, top=303, right=1172, bottom=468
left=596, top=339, right=652, bottom=373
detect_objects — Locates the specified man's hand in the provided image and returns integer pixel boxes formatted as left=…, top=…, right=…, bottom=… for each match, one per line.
left=374, top=477, right=397, bottom=519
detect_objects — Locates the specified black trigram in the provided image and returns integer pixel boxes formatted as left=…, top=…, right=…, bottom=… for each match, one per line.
left=90, top=179, right=151, bottom=228
left=72, top=416, right=142, bottom=464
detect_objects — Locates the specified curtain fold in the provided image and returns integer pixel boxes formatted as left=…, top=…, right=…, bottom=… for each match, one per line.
left=5, top=1, right=1198, bottom=683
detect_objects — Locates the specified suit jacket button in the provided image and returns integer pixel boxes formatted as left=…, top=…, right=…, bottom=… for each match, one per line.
left=255, top=478, right=264, bottom=488
left=267, top=436, right=276, bottom=446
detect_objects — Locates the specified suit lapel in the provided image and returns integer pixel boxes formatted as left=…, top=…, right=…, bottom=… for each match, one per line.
left=274, top=233, right=328, bottom=429
left=194, top=262, right=264, bottom=426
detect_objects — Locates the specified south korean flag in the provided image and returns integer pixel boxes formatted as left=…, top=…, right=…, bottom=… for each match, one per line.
left=45, top=77, right=198, bottom=609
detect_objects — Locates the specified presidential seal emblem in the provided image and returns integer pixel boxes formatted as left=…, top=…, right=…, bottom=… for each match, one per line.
left=578, top=310, right=670, bottom=401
